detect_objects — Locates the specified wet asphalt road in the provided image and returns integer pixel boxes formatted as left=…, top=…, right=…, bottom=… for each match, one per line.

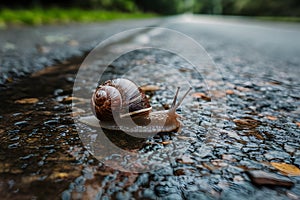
left=0, top=15, right=300, bottom=199
left=0, top=18, right=161, bottom=85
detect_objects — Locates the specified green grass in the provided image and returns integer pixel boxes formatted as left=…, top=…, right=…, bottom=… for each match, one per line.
left=0, top=8, right=155, bottom=27
left=255, top=16, right=300, bottom=23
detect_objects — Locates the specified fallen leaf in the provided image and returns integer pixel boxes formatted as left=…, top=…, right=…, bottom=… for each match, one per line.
left=49, top=172, right=69, bottom=179
left=161, top=141, right=172, bottom=145
left=226, top=90, right=234, bottom=95
left=245, top=130, right=265, bottom=140
left=236, top=86, right=251, bottom=92
left=202, top=162, right=218, bottom=171
left=15, top=98, right=39, bottom=104
left=39, top=111, right=52, bottom=116
left=174, top=169, right=186, bottom=176
left=247, top=170, right=294, bottom=187
left=266, top=116, right=277, bottom=121
left=271, top=162, right=300, bottom=176
left=192, top=92, right=211, bottom=101
left=295, top=122, right=300, bottom=128
left=233, top=118, right=261, bottom=129
left=139, top=85, right=160, bottom=92
left=61, top=96, right=88, bottom=104
left=176, top=155, right=194, bottom=164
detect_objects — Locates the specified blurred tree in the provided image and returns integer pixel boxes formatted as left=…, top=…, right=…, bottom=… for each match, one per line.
left=193, top=0, right=222, bottom=14
left=135, top=0, right=185, bottom=14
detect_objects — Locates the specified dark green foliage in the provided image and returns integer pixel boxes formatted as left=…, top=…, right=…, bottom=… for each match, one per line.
left=135, top=0, right=184, bottom=15
left=0, top=0, right=300, bottom=16
left=193, top=0, right=300, bottom=16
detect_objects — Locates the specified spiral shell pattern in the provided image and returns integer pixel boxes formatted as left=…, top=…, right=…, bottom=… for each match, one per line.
left=91, top=78, right=151, bottom=122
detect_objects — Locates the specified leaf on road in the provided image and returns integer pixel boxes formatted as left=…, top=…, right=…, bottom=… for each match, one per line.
left=140, top=85, right=160, bottom=92
left=247, top=170, right=294, bottom=187
left=176, top=155, right=194, bottom=164
left=233, top=117, right=261, bottom=129
left=271, top=162, right=300, bottom=176
left=266, top=116, right=278, bottom=121
left=15, top=98, right=39, bottom=104
left=192, top=92, right=211, bottom=101
left=226, top=90, right=235, bottom=95
left=296, top=122, right=300, bottom=128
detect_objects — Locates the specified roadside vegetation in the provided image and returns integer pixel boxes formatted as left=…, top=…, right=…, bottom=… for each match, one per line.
left=0, top=0, right=299, bottom=27
left=0, top=8, right=155, bottom=27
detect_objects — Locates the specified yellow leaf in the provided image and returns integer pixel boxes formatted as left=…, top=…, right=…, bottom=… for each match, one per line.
left=271, top=162, right=300, bottom=176
left=266, top=116, right=278, bottom=121
left=14, top=98, right=39, bottom=104
left=140, top=85, right=160, bottom=92
left=192, top=92, right=211, bottom=101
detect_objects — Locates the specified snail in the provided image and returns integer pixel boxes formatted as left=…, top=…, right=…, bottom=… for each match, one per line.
left=80, top=78, right=191, bottom=136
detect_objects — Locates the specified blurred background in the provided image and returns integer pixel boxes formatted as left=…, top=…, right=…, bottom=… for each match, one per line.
left=1, top=0, right=300, bottom=26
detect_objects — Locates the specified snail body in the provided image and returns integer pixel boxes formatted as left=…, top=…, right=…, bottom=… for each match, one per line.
left=88, top=78, right=191, bottom=135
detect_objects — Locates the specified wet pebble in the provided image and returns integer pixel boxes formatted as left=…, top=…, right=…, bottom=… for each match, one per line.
left=161, top=193, right=182, bottom=200
left=246, top=170, right=294, bottom=188
left=8, top=142, right=19, bottom=149
left=43, top=119, right=59, bottom=126
left=19, top=154, right=35, bottom=160
left=135, top=173, right=149, bottom=186
left=154, top=184, right=179, bottom=197
left=65, top=76, right=75, bottom=83
left=184, top=191, right=214, bottom=200
left=54, top=88, right=64, bottom=96
left=284, top=144, right=296, bottom=153
left=14, top=120, right=29, bottom=127
left=141, top=188, right=156, bottom=199
left=264, top=150, right=291, bottom=161
left=61, top=190, right=71, bottom=200
left=115, top=191, right=131, bottom=200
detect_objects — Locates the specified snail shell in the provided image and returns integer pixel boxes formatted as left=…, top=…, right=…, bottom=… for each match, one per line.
left=91, top=78, right=151, bottom=123
left=89, top=78, right=191, bottom=134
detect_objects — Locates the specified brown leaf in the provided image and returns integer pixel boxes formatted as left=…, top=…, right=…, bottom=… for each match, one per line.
left=233, top=118, right=261, bottom=129
left=236, top=86, right=251, bottom=92
left=139, top=85, right=160, bottom=92
left=247, top=170, right=294, bottom=187
left=192, top=92, right=211, bottom=101
left=161, top=141, right=172, bottom=145
left=174, top=169, right=186, bottom=176
left=271, top=162, right=300, bottom=176
left=295, top=122, right=300, bottom=128
left=49, top=172, right=69, bottom=179
left=61, top=96, right=88, bottom=104
left=226, top=90, right=235, bottom=95
left=266, top=116, right=278, bottom=121
left=15, top=98, right=39, bottom=104
left=176, top=155, right=194, bottom=164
